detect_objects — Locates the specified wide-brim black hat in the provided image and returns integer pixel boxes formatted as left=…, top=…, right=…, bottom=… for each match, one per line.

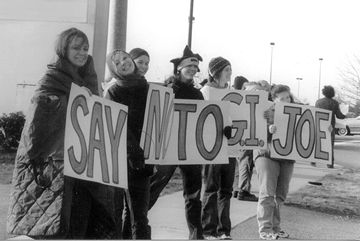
left=170, top=45, right=202, bottom=74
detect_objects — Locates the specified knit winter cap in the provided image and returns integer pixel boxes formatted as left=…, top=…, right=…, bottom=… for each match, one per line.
left=208, top=57, right=231, bottom=78
left=170, top=45, right=203, bottom=74
left=129, top=48, right=149, bottom=60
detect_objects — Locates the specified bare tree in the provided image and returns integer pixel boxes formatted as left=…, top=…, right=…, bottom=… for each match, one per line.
left=338, top=55, right=360, bottom=104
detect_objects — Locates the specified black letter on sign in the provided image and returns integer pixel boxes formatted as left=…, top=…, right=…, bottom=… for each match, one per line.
left=174, top=103, right=197, bottom=160
left=105, top=106, right=127, bottom=184
left=196, top=104, right=223, bottom=160
left=295, top=109, right=315, bottom=158
left=88, top=102, right=109, bottom=183
left=245, top=95, right=260, bottom=146
left=273, top=106, right=302, bottom=156
left=143, top=90, right=173, bottom=160
left=68, top=95, right=88, bottom=175
left=315, top=111, right=330, bottom=160
left=222, top=92, right=247, bottom=146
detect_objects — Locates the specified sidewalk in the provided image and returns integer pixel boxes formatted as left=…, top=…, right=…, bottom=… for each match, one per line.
left=148, top=160, right=339, bottom=239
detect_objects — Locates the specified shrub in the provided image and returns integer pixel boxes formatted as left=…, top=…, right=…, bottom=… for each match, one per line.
left=0, top=112, right=25, bottom=151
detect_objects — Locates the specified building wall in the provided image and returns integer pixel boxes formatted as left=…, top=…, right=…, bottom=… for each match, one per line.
left=0, top=0, right=96, bottom=114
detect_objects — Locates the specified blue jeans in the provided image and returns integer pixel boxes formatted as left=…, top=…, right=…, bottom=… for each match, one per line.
left=201, top=158, right=236, bottom=236
left=237, top=150, right=254, bottom=192
left=254, top=157, right=294, bottom=234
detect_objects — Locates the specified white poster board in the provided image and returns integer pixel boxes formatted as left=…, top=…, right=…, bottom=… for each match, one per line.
left=161, top=99, right=231, bottom=165
left=64, top=83, right=128, bottom=188
left=140, top=84, right=175, bottom=164
left=270, top=103, right=333, bottom=164
left=204, top=88, right=268, bottom=156
left=140, top=84, right=231, bottom=165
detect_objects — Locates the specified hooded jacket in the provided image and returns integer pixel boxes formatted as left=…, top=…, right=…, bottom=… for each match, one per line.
left=7, top=56, right=98, bottom=236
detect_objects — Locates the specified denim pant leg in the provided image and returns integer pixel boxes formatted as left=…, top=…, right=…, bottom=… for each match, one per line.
left=273, top=161, right=294, bottom=233
left=123, top=170, right=151, bottom=239
left=180, top=165, right=203, bottom=240
left=255, top=157, right=280, bottom=234
left=202, top=164, right=220, bottom=236
left=218, top=158, right=236, bottom=236
left=149, top=165, right=177, bottom=209
left=238, top=150, right=253, bottom=192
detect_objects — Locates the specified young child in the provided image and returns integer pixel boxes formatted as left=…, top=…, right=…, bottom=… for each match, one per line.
left=254, top=84, right=295, bottom=240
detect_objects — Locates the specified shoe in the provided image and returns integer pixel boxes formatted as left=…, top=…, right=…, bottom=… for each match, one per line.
left=233, top=190, right=239, bottom=198
left=219, top=233, right=232, bottom=240
left=259, top=232, right=278, bottom=240
left=275, top=230, right=289, bottom=238
left=204, top=235, right=218, bottom=240
left=327, top=164, right=334, bottom=168
left=237, top=191, right=258, bottom=201
left=310, top=162, right=316, bottom=167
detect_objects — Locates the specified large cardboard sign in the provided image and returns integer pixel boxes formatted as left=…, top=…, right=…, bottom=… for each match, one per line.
left=270, top=103, right=333, bottom=164
left=140, top=84, right=231, bottom=165
left=204, top=88, right=268, bottom=156
left=64, top=83, right=128, bottom=188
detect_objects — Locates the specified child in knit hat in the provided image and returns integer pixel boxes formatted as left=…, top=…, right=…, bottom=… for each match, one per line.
left=200, top=56, right=235, bottom=240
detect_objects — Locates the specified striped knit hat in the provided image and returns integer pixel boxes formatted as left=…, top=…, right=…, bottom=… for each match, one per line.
left=208, top=57, right=231, bottom=77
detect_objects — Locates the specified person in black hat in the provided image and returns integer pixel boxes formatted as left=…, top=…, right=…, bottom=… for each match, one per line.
left=149, top=45, right=204, bottom=240
left=200, top=56, right=235, bottom=240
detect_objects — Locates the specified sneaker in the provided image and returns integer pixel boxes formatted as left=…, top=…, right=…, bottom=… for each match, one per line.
left=276, top=230, right=289, bottom=238
left=237, top=191, right=258, bottom=201
left=218, top=233, right=232, bottom=240
left=327, top=164, right=334, bottom=168
left=259, top=232, right=278, bottom=240
left=233, top=190, right=239, bottom=198
left=204, top=235, right=218, bottom=240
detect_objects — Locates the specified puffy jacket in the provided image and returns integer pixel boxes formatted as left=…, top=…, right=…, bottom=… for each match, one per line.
left=7, top=56, right=98, bottom=236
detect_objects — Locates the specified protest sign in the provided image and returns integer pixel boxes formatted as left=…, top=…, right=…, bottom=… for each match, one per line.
left=64, top=83, right=128, bottom=188
left=141, top=84, right=231, bottom=165
left=161, top=99, right=231, bottom=165
left=203, top=88, right=268, bottom=156
left=140, top=84, right=175, bottom=164
left=270, top=102, right=332, bottom=164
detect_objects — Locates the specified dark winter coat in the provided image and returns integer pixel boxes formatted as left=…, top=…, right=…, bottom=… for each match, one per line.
left=165, top=76, right=204, bottom=100
left=7, top=56, right=98, bottom=237
left=315, top=97, right=346, bottom=126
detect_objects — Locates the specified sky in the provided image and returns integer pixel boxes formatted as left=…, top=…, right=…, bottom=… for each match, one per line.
left=126, top=0, right=360, bottom=105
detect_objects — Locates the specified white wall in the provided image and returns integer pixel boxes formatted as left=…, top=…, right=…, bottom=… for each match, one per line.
left=0, top=0, right=96, bottom=114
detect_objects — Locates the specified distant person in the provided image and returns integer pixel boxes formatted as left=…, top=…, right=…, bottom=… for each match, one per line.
left=149, top=46, right=204, bottom=239
left=315, top=85, right=346, bottom=168
left=231, top=77, right=258, bottom=202
left=232, top=76, right=248, bottom=90
left=121, top=47, right=152, bottom=239
left=6, top=28, right=121, bottom=239
left=200, top=57, right=235, bottom=240
left=254, top=84, right=295, bottom=240
left=104, top=49, right=152, bottom=239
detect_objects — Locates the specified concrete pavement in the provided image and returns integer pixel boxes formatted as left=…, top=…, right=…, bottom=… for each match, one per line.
left=149, top=160, right=339, bottom=239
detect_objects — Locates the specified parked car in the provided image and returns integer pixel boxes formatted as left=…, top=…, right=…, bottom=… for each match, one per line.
left=335, top=116, right=360, bottom=136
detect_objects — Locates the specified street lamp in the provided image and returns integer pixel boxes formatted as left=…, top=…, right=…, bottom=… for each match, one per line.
left=187, top=0, right=195, bottom=49
left=318, top=58, right=323, bottom=99
left=269, top=42, right=275, bottom=85
left=296, top=77, right=303, bottom=98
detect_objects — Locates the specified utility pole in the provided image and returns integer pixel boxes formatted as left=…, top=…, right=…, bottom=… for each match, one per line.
left=269, top=42, right=275, bottom=85
left=318, top=58, right=323, bottom=99
left=188, top=0, right=195, bottom=49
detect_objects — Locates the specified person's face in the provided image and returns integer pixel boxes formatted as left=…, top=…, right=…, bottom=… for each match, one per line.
left=134, top=55, right=150, bottom=76
left=180, top=64, right=198, bottom=82
left=113, top=51, right=135, bottom=76
left=67, top=37, right=89, bottom=68
left=274, top=91, right=291, bottom=103
left=217, top=65, right=232, bottom=87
